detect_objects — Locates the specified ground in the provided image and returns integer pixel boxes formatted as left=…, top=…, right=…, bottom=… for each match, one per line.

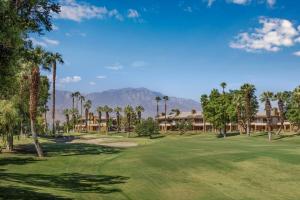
left=1, top=132, right=300, bottom=200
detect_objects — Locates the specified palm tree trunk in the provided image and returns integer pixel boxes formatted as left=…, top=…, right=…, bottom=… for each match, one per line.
left=247, top=120, right=251, bottom=136
left=164, top=101, right=167, bottom=132
left=52, top=63, right=56, bottom=136
left=44, top=108, right=48, bottom=134
left=6, top=128, right=13, bottom=152
left=30, top=66, right=44, bottom=157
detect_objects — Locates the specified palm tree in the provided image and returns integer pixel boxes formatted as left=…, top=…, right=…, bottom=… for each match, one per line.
left=45, top=52, right=64, bottom=136
left=135, top=105, right=144, bottom=123
left=155, top=96, right=161, bottom=118
left=273, top=92, right=290, bottom=135
left=103, top=105, right=113, bottom=134
left=241, top=84, right=256, bottom=136
left=124, top=105, right=134, bottom=136
left=220, top=82, right=227, bottom=94
left=200, top=94, right=208, bottom=132
left=96, top=106, right=103, bottom=133
left=74, top=91, right=81, bottom=111
left=79, top=95, right=85, bottom=117
left=84, top=100, right=92, bottom=132
left=114, top=107, right=122, bottom=132
left=27, top=47, right=49, bottom=157
left=163, top=96, right=169, bottom=132
left=233, top=91, right=243, bottom=134
left=40, top=105, right=49, bottom=134
left=63, top=109, right=70, bottom=133
left=261, top=91, right=274, bottom=141
left=71, top=92, right=76, bottom=110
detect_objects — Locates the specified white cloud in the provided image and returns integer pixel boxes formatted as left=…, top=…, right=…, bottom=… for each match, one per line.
left=293, top=51, right=300, bottom=57
left=89, top=81, right=96, bottom=85
left=29, top=37, right=60, bottom=47
left=131, top=61, right=147, bottom=68
left=183, top=6, right=193, bottom=12
left=56, top=0, right=123, bottom=22
left=206, top=0, right=276, bottom=7
left=105, top=63, right=123, bottom=71
left=127, top=9, right=140, bottom=19
left=42, top=37, right=60, bottom=46
left=96, top=75, right=107, bottom=79
left=52, top=24, right=59, bottom=30
left=59, top=76, right=81, bottom=84
left=230, top=17, right=299, bottom=52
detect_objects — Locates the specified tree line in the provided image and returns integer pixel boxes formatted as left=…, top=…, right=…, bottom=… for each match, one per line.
left=200, top=82, right=300, bottom=141
left=0, top=0, right=63, bottom=157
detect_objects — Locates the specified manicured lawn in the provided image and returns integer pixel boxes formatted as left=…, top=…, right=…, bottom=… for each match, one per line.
left=1, top=133, right=300, bottom=200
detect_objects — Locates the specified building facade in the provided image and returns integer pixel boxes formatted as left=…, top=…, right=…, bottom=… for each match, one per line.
left=157, top=108, right=293, bottom=132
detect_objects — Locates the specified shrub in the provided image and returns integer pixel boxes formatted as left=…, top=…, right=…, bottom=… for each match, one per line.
left=135, top=118, right=160, bottom=137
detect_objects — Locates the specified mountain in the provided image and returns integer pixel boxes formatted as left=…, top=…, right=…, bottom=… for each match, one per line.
left=49, top=88, right=200, bottom=122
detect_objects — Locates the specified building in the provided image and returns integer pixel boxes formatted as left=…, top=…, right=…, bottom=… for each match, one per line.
left=75, top=113, right=117, bottom=132
left=157, top=108, right=293, bottom=132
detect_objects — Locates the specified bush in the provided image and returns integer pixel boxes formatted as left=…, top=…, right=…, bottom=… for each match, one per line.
left=135, top=118, right=160, bottom=137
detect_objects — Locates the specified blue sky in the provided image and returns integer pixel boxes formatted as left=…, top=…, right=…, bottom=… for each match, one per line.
left=36, top=0, right=300, bottom=100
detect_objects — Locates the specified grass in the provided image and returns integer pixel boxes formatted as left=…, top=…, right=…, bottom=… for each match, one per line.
left=1, top=132, right=300, bottom=199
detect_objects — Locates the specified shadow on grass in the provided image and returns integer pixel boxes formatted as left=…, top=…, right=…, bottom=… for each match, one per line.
left=273, top=133, right=300, bottom=140
left=15, top=143, right=121, bottom=157
left=0, top=186, right=71, bottom=200
left=216, top=132, right=240, bottom=138
left=0, top=157, right=40, bottom=166
left=0, top=172, right=129, bottom=194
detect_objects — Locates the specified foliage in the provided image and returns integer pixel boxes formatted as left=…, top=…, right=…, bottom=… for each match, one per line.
left=175, top=119, right=193, bottom=134
left=287, top=86, right=300, bottom=130
left=135, top=118, right=160, bottom=137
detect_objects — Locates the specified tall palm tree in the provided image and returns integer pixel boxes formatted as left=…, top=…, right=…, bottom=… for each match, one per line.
left=84, top=100, right=92, bottom=132
left=200, top=94, right=208, bottom=132
left=27, top=47, right=49, bottom=157
left=124, top=105, right=134, bottom=136
left=45, top=52, right=64, bottom=136
left=79, top=95, right=85, bottom=117
left=241, top=84, right=256, bottom=136
left=74, top=91, right=81, bottom=111
left=261, top=91, right=274, bottom=141
left=135, top=105, right=144, bottom=123
left=40, top=105, right=49, bottom=134
left=96, top=106, right=103, bottom=133
left=273, top=91, right=291, bottom=135
left=63, top=109, right=70, bottom=134
left=233, top=91, right=243, bottom=134
left=220, top=82, right=227, bottom=94
left=71, top=92, right=76, bottom=110
left=103, top=105, right=113, bottom=134
left=163, top=96, right=169, bottom=132
left=155, top=96, right=161, bottom=118
left=114, top=107, right=122, bottom=132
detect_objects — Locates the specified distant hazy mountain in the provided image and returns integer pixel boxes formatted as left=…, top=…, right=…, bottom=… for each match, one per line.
left=49, top=88, right=200, bottom=122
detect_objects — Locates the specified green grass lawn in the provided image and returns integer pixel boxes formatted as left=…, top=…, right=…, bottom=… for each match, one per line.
left=1, top=133, right=300, bottom=200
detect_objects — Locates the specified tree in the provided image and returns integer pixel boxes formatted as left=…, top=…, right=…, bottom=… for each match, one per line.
left=231, top=90, right=244, bottom=134
left=45, top=52, right=64, bottom=136
left=114, top=107, right=122, bottom=132
left=79, top=95, right=85, bottom=117
left=84, top=100, right=92, bottom=132
left=135, top=118, right=160, bottom=137
left=287, top=86, right=300, bottom=133
left=200, top=94, right=209, bottom=132
left=220, top=82, right=227, bottom=94
left=27, top=47, right=51, bottom=157
left=63, top=109, right=70, bottom=134
left=273, top=91, right=291, bottom=135
left=241, top=84, right=259, bottom=136
left=74, top=91, right=81, bottom=111
left=0, top=100, right=20, bottom=151
left=96, top=106, right=103, bottom=133
left=124, top=105, right=134, bottom=136
left=40, top=105, right=49, bottom=134
left=163, top=96, right=169, bottom=132
left=103, top=105, right=113, bottom=134
left=71, top=92, right=76, bottom=110
left=171, top=109, right=181, bottom=116
left=155, top=96, right=161, bottom=118
left=135, top=105, right=145, bottom=124
left=260, top=91, right=274, bottom=141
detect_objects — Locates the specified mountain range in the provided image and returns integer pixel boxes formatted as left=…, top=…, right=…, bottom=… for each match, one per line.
left=49, top=88, right=200, bottom=122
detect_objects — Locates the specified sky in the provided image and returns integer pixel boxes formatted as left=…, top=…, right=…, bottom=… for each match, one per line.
left=35, top=0, right=300, bottom=101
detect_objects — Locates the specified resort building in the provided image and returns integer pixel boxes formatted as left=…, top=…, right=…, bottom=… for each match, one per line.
left=75, top=113, right=117, bottom=132
left=157, top=108, right=293, bottom=132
